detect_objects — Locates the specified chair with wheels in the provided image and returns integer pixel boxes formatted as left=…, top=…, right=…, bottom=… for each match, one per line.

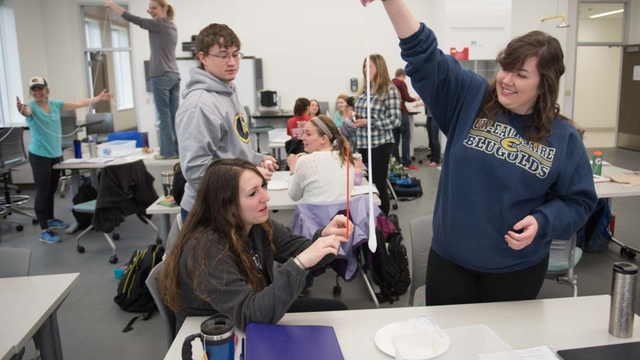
left=73, top=160, right=161, bottom=263
left=145, top=261, right=176, bottom=350
left=408, top=215, right=433, bottom=306
left=0, top=127, right=38, bottom=232
left=412, top=119, right=430, bottom=164
left=58, top=110, right=79, bottom=198
left=546, top=234, right=581, bottom=297
left=84, top=113, right=114, bottom=144
left=245, top=106, right=273, bottom=153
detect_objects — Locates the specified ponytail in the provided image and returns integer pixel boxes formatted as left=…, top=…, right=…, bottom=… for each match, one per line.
left=335, top=135, right=353, bottom=167
left=166, top=4, right=175, bottom=21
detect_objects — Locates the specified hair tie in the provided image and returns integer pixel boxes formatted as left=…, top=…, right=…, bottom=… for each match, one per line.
left=311, top=117, right=333, bottom=140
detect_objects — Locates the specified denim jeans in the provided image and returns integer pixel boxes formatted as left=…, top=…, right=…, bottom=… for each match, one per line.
left=392, top=113, right=411, bottom=166
left=151, top=72, right=180, bottom=157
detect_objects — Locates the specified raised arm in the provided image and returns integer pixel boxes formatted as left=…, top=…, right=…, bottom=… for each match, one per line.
left=61, top=89, right=113, bottom=112
left=361, top=0, right=420, bottom=39
left=104, top=0, right=125, bottom=16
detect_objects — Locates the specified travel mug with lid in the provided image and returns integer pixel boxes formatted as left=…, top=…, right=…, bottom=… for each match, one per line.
left=609, top=262, right=638, bottom=338
left=182, top=314, right=235, bottom=360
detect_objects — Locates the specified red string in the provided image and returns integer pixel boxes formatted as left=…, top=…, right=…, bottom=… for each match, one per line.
left=345, top=144, right=350, bottom=239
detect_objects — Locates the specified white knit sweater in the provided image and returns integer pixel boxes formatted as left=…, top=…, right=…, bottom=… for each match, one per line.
left=288, top=151, right=355, bottom=203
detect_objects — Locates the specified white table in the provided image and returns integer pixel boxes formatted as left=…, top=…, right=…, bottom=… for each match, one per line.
left=146, top=172, right=381, bottom=242
left=165, top=295, right=640, bottom=360
left=595, top=165, right=640, bottom=198
left=0, top=273, right=79, bottom=360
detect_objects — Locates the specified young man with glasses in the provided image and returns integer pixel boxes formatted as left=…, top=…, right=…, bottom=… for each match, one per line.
left=175, top=23, right=277, bottom=222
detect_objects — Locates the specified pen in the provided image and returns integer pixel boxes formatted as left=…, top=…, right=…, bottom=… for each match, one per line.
left=240, top=337, right=245, bottom=360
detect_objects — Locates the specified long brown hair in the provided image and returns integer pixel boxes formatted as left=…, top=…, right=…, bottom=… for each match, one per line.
left=309, top=115, right=353, bottom=166
left=336, top=94, right=349, bottom=116
left=159, top=159, right=274, bottom=312
left=195, top=23, right=241, bottom=70
left=357, top=54, right=394, bottom=100
left=477, top=30, right=570, bottom=143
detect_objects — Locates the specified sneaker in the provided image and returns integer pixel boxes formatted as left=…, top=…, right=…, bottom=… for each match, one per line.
left=39, top=230, right=61, bottom=244
left=154, top=154, right=179, bottom=160
left=47, top=219, right=70, bottom=229
left=426, top=161, right=440, bottom=167
left=403, top=164, right=419, bottom=170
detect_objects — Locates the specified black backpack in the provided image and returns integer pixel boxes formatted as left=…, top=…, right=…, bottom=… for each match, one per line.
left=371, top=229, right=411, bottom=304
left=114, top=244, right=164, bottom=325
left=71, top=182, right=98, bottom=230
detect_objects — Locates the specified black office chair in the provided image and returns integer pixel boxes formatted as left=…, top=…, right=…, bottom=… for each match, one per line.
left=84, top=113, right=114, bottom=144
left=146, top=261, right=176, bottom=350
left=245, top=106, right=273, bottom=153
left=73, top=160, right=161, bottom=263
left=0, top=127, right=37, bottom=232
left=59, top=110, right=79, bottom=198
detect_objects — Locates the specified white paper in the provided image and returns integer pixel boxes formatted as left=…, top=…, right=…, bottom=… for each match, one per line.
left=352, top=184, right=378, bottom=196
left=516, top=346, right=560, bottom=360
left=62, top=158, right=85, bottom=164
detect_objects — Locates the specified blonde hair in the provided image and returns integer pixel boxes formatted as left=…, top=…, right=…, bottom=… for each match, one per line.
left=357, top=54, right=394, bottom=100
left=151, top=0, right=175, bottom=21
left=336, top=94, right=349, bottom=116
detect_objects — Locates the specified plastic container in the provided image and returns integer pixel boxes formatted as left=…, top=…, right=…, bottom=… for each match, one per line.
left=354, top=169, right=363, bottom=186
left=438, top=325, right=517, bottom=359
left=97, top=140, right=137, bottom=158
left=353, top=153, right=363, bottom=170
left=592, top=150, right=603, bottom=176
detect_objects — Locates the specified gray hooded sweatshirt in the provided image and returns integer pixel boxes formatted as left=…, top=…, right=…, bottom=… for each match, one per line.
left=176, top=67, right=264, bottom=212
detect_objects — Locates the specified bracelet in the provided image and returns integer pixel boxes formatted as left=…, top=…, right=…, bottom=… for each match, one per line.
left=294, top=255, right=307, bottom=270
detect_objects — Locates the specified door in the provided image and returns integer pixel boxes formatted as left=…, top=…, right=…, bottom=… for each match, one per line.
left=617, top=45, right=640, bottom=150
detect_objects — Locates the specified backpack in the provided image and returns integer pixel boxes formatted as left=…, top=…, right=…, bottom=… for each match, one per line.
left=371, top=217, right=411, bottom=304
left=71, top=182, right=98, bottom=230
left=391, top=177, right=424, bottom=201
left=578, top=200, right=612, bottom=253
left=114, top=244, right=164, bottom=314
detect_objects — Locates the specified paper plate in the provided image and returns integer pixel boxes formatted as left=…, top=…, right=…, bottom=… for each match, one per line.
left=267, top=180, right=288, bottom=190
left=374, top=317, right=450, bottom=359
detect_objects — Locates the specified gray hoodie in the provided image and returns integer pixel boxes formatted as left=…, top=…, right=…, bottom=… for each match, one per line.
left=176, top=67, right=264, bottom=212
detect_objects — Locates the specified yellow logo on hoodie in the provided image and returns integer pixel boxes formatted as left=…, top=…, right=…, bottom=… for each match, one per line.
left=234, top=113, right=250, bottom=143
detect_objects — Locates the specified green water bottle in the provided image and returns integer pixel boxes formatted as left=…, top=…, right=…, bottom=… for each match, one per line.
left=592, top=150, right=603, bottom=176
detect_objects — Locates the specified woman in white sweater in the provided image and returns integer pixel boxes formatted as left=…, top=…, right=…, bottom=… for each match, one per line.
left=287, top=115, right=355, bottom=203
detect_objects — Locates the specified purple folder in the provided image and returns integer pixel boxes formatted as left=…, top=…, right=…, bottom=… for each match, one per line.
left=245, top=323, right=344, bottom=360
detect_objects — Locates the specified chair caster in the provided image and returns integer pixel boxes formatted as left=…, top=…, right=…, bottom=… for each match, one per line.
left=418, top=160, right=423, bottom=164
left=16, top=189, right=22, bottom=194
left=333, top=285, right=342, bottom=296
left=155, top=237, right=163, bottom=246
left=32, top=219, right=38, bottom=225
left=16, top=225, right=23, bottom=232
left=109, top=255, right=118, bottom=264
left=60, top=194, right=65, bottom=199
left=411, top=156, right=416, bottom=161
left=113, top=233, right=120, bottom=240
left=621, top=247, right=636, bottom=259
left=77, top=246, right=85, bottom=253
left=392, top=204, right=399, bottom=210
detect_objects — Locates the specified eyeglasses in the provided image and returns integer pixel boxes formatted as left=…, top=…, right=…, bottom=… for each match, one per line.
left=206, top=52, right=244, bottom=61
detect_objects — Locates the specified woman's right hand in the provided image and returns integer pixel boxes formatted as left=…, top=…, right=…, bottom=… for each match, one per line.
left=296, top=235, right=344, bottom=269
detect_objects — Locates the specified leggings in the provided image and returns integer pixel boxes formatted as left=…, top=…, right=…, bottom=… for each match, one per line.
left=29, top=152, right=61, bottom=230
left=425, top=249, right=549, bottom=305
left=359, top=143, right=393, bottom=215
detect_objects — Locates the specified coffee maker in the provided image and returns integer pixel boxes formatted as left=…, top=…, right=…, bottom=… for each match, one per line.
left=258, top=90, right=280, bottom=113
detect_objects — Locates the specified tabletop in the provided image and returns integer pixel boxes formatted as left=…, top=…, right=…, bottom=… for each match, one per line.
left=166, top=295, right=640, bottom=360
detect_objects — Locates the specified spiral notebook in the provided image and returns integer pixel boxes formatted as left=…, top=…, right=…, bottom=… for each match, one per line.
left=245, top=323, right=344, bottom=360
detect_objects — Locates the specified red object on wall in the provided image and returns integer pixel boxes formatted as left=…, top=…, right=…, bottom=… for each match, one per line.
left=450, top=47, right=469, bottom=60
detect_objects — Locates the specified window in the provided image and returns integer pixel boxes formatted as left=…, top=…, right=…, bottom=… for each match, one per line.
left=0, top=4, right=23, bottom=125
left=111, top=25, right=134, bottom=110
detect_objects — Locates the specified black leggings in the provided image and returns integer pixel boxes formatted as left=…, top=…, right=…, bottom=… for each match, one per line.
left=359, top=143, right=393, bottom=215
left=29, top=152, right=61, bottom=230
left=425, top=249, right=549, bottom=306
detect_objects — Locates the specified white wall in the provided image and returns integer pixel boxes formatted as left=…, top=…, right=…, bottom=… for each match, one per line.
left=8, top=0, right=639, bottom=149
left=631, top=0, right=640, bottom=43
left=578, top=19, right=624, bottom=42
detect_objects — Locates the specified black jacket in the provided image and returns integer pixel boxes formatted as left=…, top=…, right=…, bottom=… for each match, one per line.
left=92, top=160, right=158, bottom=233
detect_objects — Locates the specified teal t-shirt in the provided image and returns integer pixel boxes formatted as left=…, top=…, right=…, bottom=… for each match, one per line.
left=26, top=100, right=64, bottom=158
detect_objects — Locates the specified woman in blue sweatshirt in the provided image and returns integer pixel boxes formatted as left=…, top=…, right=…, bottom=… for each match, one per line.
left=362, top=0, right=597, bottom=305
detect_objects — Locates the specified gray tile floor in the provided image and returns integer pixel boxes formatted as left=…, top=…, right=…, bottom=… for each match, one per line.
left=1, top=147, right=639, bottom=360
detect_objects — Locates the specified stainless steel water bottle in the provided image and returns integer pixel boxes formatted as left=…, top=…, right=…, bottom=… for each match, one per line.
left=609, top=262, right=638, bottom=338
left=88, top=136, right=97, bottom=158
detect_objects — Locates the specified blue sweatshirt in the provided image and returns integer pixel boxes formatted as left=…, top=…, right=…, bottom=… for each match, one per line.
left=400, top=24, right=597, bottom=273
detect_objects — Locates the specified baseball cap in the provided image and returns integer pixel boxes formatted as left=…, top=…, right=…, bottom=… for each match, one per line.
left=29, top=76, right=48, bottom=89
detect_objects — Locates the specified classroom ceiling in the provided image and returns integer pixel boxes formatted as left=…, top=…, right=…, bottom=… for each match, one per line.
left=578, top=3, right=625, bottom=20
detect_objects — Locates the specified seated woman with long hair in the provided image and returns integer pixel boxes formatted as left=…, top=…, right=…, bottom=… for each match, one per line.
left=159, top=158, right=350, bottom=331
left=287, top=115, right=355, bottom=203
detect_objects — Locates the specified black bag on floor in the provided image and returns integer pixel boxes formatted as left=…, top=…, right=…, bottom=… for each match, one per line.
left=578, top=199, right=612, bottom=253
left=71, top=182, right=98, bottom=230
left=392, top=177, right=423, bottom=201
left=371, top=225, right=411, bottom=304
